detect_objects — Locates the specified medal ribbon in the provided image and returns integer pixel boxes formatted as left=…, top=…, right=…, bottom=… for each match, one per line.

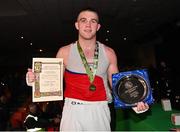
left=77, top=41, right=99, bottom=84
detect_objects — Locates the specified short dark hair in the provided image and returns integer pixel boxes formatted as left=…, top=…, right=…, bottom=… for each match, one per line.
left=76, top=7, right=100, bottom=23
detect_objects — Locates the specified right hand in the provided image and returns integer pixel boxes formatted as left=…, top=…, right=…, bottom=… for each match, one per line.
left=26, top=68, right=35, bottom=86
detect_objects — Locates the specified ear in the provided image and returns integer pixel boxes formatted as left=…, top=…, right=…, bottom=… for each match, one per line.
left=75, top=22, right=79, bottom=30
left=97, top=24, right=101, bottom=31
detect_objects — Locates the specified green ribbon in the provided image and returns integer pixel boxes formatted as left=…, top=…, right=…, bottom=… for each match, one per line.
left=77, top=41, right=99, bottom=84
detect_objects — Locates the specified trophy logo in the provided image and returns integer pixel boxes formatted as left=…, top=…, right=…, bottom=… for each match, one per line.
left=112, top=69, right=154, bottom=108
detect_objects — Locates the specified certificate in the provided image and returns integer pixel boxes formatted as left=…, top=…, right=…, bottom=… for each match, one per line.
left=32, top=58, right=63, bottom=102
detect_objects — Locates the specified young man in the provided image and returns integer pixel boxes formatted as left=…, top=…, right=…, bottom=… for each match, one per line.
left=24, top=103, right=49, bottom=131
left=27, top=8, right=149, bottom=131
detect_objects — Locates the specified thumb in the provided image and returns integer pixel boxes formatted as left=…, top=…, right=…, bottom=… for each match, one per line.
left=27, top=68, right=32, bottom=72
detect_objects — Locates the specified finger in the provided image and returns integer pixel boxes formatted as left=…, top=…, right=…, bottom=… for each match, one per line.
left=145, top=103, right=149, bottom=109
left=27, top=68, right=32, bottom=72
left=138, top=102, right=143, bottom=111
left=137, top=102, right=146, bottom=111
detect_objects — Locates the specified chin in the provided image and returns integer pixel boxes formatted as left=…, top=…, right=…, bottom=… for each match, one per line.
left=82, top=35, right=95, bottom=40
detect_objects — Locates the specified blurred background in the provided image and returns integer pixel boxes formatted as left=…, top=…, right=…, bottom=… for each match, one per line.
left=0, top=0, right=180, bottom=131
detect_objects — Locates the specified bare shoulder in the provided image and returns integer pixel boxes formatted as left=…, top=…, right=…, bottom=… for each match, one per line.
left=103, top=44, right=117, bottom=58
left=56, top=43, right=72, bottom=66
left=56, top=44, right=72, bottom=66
left=56, top=44, right=72, bottom=58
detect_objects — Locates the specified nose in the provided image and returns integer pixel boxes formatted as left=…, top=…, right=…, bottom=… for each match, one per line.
left=85, top=21, right=91, bottom=27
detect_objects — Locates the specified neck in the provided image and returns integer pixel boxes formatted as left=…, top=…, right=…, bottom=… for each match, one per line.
left=78, top=38, right=96, bottom=50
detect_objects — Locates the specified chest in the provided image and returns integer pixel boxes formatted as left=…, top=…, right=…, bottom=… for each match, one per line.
left=83, top=49, right=95, bottom=61
left=67, top=43, right=109, bottom=75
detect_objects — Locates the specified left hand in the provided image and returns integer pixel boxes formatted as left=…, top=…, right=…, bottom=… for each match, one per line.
left=136, top=102, right=149, bottom=111
left=132, top=102, right=149, bottom=113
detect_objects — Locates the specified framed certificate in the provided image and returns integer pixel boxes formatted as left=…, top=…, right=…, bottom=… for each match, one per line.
left=32, top=58, right=63, bottom=102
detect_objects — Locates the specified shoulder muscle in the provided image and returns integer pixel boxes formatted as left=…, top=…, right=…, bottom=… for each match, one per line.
left=56, top=44, right=72, bottom=66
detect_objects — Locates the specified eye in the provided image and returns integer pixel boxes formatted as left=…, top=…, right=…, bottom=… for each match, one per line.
left=91, top=19, right=98, bottom=23
left=79, top=18, right=87, bottom=23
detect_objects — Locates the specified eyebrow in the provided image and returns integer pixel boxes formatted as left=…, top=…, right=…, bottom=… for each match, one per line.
left=79, top=17, right=98, bottom=22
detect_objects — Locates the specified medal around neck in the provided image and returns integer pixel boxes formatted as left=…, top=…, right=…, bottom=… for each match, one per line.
left=77, top=41, right=99, bottom=92
left=89, top=84, right=96, bottom=91
left=112, top=69, right=154, bottom=108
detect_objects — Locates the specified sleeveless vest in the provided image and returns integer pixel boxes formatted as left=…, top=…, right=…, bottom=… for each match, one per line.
left=64, top=41, right=112, bottom=102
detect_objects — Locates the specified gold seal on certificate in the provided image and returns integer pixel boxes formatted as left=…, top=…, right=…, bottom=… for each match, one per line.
left=32, top=58, right=63, bottom=102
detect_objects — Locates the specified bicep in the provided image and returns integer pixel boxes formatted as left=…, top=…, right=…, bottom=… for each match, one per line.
left=107, top=49, right=119, bottom=88
left=56, top=45, right=70, bottom=73
left=56, top=48, right=66, bottom=73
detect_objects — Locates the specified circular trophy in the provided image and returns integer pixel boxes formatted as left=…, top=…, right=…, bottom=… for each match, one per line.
left=115, top=75, right=148, bottom=104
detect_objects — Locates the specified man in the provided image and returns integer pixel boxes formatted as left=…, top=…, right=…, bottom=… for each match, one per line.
left=24, top=103, right=49, bottom=131
left=24, top=103, right=42, bottom=131
left=26, top=7, right=149, bottom=131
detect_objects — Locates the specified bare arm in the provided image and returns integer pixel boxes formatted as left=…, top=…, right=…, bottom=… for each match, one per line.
left=56, top=44, right=71, bottom=73
left=105, top=45, right=149, bottom=113
left=26, top=44, right=71, bottom=86
left=104, top=46, right=119, bottom=88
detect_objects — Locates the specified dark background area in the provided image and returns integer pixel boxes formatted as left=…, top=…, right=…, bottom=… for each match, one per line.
left=0, top=0, right=180, bottom=130
left=0, top=0, right=180, bottom=68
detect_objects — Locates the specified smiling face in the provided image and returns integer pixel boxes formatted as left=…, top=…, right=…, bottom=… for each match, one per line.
left=75, top=10, right=101, bottom=40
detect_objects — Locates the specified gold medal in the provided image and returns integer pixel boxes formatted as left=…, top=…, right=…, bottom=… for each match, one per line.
left=89, top=84, right=96, bottom=91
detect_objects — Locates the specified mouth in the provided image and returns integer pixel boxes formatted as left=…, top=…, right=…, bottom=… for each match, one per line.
left=84, top=29, right=92, bottom=33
